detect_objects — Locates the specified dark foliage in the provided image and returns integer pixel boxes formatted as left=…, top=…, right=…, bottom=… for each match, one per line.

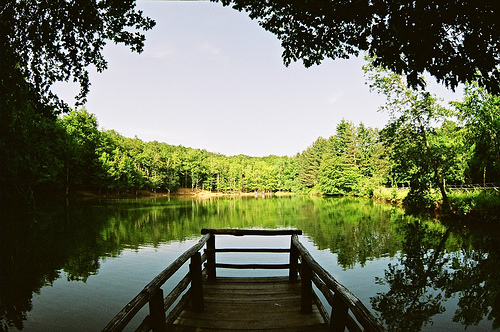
left=215, top=0, right=500, bottom=93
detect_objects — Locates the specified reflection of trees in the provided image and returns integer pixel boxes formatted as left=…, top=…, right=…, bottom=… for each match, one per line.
left=296, top=197, right=403, bottom=269
left=441, top=227, right=500, bottom=329
left=371, top=217, right=500, bottom=331
left=2, top=197, right=497, bottom=331
left=0, top=196, right=402, bottom=329
left=371, top=218, right=451, bottom=330
left=0, top=203, right=109, bottom=330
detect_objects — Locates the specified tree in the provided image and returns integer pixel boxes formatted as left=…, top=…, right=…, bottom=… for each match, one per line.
left=297, top=137, right=328, bottom=191
left=364, top=59, right=453, bottom=208
left=316, top=121, right=389, bottom=196
left=429, top=120, right=471, bottom=186
left=453, top=83, right=500, bottom=184
left=1, top=1, right=155, bottom=111
left=1, top=1, right=155, bottom=210
left=319, top=121, right=363, bottom=195
left=216, top=0, right=500, bottom=93
left=59, top=109, right=100, bottom=193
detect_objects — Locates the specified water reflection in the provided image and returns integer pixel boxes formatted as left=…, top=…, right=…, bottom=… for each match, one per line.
left=371, top=216, right=500, bottom=331
left=0, top=196, right=498, bottom=331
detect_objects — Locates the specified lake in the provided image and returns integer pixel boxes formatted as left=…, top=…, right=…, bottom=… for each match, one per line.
left=1, top=196, right=498, bottom=331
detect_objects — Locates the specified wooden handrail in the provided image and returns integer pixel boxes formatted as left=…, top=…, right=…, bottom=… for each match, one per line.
left=291, top=234, right=386, bottom=332
left=102, top=233, right=210, bottom=332
left=201, top=228, right=302, bottom=281
left=103, top=229, right=384, bottom=332
left=201, top=228, right=302, bottom=236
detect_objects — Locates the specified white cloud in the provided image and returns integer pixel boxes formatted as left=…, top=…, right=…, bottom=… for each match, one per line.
left=198, top=41, right=230, bottom=63
left=146, top=42, right=177, bottom=59
left=327, top=92, right=344, bottom=104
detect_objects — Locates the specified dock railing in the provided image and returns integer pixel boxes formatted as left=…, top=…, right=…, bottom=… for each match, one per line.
left=291, top=234, right=386, bottom=332
left=102, top=228, right=385, bottom=332
left=200, top=228, right=303, bottom=281
left=102, top=233, right=210, bottom=332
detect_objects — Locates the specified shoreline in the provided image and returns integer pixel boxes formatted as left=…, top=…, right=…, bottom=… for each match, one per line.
left=74, top=188, right=295, bottom=199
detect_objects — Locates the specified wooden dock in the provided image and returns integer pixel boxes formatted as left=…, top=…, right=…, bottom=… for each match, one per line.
left=170, top=276, right=328, bottom=331
left=103, top=229, right=386, bottom=332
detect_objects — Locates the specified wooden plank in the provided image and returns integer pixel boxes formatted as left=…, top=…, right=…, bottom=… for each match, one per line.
left=170, top=277, right=327, bottom=331
left=215, top=263, right=290, bottom=269
left=215, top=248, right=290, bottom=253
left=201, top=228, right=302, bottom=236
left=203, top=282, right=299, bottom=292
left=168, top=324, right=329, bottom=332
left=289, top=240, right=299, bottom=282
left=175, top=306, right=324, bottom=329
left=300, top=260, right=313, bottom=314
left=210, top=276, right=290, bottom=283
left=149, top=289, right=166, bottom=332
left=175, top=314, right=325, bottom=329
left=104, top=230, right=380, bottom=332
left=189, top=252, right=204, bottom=312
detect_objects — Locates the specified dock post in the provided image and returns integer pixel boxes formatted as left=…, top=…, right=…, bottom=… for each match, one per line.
left=206, top=234, right=216, bottom=281
left=149, top=288, right=166, bottom=332
left=300, top=260, right=313, bottom=314
left=190, top=251, right=204, bottom=312
left=330, top=292, right=348, bottom=332
left=289, top=239, right=299, bottom=282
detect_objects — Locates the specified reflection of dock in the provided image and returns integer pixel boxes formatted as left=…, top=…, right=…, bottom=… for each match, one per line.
left=103, top=229, right=385, bottom=332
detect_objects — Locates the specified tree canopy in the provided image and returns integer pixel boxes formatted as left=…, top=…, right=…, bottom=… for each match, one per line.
left=0, top=0, right=155, bottom=111
left=0, top=0, right=154, bottom=209
left=215, top=0, right=500, bottom=93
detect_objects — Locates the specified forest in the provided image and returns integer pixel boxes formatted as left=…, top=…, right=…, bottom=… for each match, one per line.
left=2, top=77, right=497, bottom=216
left=1, top=1, right=499, bottom=216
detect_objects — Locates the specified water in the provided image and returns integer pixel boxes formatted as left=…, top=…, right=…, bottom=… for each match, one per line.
left=1, top=196, right=498, bottom=331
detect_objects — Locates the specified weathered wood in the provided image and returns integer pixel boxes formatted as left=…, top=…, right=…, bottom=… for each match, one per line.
left=311, top=274, right=368, bottom=332
left=292, top=235, right=385, bottom=332
left=201, top=228, right=302, bottom=236
left=346, top=316, right=363, bottom=332
left=170, top=277, right=328, bottom=331
left=205, top=235, right=216, bottom=281
left=166, top=291, right=191, bottom=327
left=102, top=234, right=209, bottom=332
left=135, top=271, right=193, bottom=332
left=215, top=247, right=290, bottom=253
left=301, top=260, right=313, bottom=314
left=289, top=239, right=299, bottom=282
left=312, top=274, right=336, bottom=307
left=312, top=287, right=329, bottom=324
left=215, top=263, right=290, bottom=269
left=149, top=289, right=166, bottom=332
left=189, top=252, right=204, bottom=313
left=105, top=229, right=384, bottom=332
left=330, top=292, right=349, bottom=332
left=164, top=273, right=190, bottom=312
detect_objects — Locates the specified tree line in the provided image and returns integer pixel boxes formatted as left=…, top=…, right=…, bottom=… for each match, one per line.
left=2, top=1, right=499, bottom=214
left=10, top=73, right=496, bottom=211
left=11, top=109, right=388, bottom=197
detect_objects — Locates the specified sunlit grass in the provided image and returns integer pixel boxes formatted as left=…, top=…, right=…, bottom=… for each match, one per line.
left=372, top=187, right=409, bottom=202
left=448, top=189, right=500, bottom=216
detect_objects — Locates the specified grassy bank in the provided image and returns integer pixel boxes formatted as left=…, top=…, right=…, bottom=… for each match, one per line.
left=372, top=187, right=410, bottom=204
left=448, top=189, right=500, bottom=219
left=372, top=187, right=499, bottom=221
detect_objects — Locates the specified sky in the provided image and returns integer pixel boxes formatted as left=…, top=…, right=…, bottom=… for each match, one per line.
left=55, top=1, right=463, bottom=157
